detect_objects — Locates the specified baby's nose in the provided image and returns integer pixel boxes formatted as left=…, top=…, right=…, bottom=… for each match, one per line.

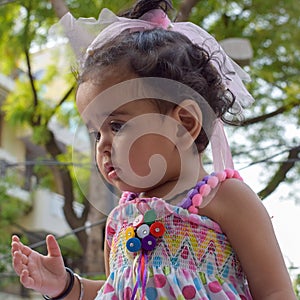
left=96, top=133, right=113, bottom=155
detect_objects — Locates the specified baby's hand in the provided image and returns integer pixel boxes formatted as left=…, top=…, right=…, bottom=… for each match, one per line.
left=11, top=234, right=68, bottom=298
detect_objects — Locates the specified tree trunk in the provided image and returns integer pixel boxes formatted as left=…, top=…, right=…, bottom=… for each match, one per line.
left=45, top=130, right=89, bottom=252
left=83, top=142, right=108, bottom=275
left=84, top=201, right=106, bottom=275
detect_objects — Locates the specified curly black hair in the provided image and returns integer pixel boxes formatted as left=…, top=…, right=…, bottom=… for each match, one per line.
left=79, top=0, right=236, bottom=153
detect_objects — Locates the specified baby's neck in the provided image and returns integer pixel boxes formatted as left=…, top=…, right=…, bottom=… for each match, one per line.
left=140, top=166, right=208, bottom=203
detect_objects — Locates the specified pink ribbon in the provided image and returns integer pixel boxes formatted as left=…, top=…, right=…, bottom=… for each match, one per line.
left=210, top=118, right=234, bottom=172
left=139, top=9, right=172, bottom=29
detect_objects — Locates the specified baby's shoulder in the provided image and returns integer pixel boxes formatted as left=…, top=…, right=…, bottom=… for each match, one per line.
left=216, top=177, right=258, bottom=203
left=200, top=178, right=264, bottom=228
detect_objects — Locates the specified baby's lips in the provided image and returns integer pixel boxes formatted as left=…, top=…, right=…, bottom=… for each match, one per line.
left=104, top=162, right=114, bottom=173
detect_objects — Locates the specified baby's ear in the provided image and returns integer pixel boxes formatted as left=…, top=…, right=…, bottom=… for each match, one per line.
left=171, top=99, right=202, bottom=149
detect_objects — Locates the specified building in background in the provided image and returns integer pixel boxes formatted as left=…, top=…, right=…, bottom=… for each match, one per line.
left=0, top=72, right=82, bottom=237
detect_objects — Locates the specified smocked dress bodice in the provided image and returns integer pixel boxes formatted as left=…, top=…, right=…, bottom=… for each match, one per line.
left=95, top=170, right=252, bottom=300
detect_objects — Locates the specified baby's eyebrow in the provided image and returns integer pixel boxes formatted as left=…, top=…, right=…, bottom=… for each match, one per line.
left=84, top=112, right=107, bottom=127
left=103, top=109, right=130, bottom=117
left=84, top=109, right=130, bottom=128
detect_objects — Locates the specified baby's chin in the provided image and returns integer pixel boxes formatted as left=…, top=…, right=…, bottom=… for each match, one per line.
left=112, top=181, right=158, bottom=197
left=107, top=169, right=175, bottom=197
left=118, top=184, right=151, bottom=195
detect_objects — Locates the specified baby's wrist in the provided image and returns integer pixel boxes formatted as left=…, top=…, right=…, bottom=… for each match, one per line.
left=43, top=267, right=75, bottom=300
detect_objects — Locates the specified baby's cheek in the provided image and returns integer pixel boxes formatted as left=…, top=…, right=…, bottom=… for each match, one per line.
left=128, top=144, right=152, bottom=177
left=95, top=153, right=104, bottom=174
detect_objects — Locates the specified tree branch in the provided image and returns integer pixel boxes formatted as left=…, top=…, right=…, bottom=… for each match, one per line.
left=81, top=196, right=90, bottom=222
left=23, top=5, right=41, bottom=127
left=242, top=101, right=300, bottom=126
left=24, top=49, right=40, bottom=127
left=44, top=83, right=76, bottom=125
left=55, top=84, right=75, bottom=110
left=258, top=145, right=300, bottom=199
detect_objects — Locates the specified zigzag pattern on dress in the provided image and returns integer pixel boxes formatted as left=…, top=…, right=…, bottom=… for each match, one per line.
left=145, top=214, right=244, bottom=280
left=109, top=212, right=244, bottom=282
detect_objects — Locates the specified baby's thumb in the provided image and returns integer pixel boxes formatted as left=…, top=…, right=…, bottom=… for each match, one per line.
left=46, top=235, right=62, bottom=258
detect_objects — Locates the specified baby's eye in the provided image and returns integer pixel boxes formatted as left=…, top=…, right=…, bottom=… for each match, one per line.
left=90, top=130, right=101, bottom=142
left=110, top=121, right=125, bottom=134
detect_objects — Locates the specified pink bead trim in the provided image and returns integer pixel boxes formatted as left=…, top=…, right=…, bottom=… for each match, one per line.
left=178, top=169, right=243, bottom=214
left=119, top=169, right=243, bottom=216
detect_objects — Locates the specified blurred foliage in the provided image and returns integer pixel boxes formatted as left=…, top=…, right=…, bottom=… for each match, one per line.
left=0, top=179, right=31, bottom=242
left=0, top=177, right=31, bottom=273
left=56, top=145, right=91, bottom=204
left=294, top=273, right=300, bottom=299
left=58, top=234, right=83, bottom=258
left=32, top=159, right=57, bottom=189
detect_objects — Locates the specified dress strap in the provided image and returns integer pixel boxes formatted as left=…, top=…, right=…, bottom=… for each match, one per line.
left=178, top=168, right=243, bottom=214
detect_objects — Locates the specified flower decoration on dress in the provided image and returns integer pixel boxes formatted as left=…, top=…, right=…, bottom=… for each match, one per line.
left=126, top=208, right=165, bottom=253
left=120, top=196, right=166, bottom=300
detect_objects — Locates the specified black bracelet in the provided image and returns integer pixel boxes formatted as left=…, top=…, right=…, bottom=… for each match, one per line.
left=43, top=267, right=75, bottom=300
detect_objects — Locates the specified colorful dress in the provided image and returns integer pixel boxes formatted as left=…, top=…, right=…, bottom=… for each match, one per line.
left=95, top=170, right=252, bottom=300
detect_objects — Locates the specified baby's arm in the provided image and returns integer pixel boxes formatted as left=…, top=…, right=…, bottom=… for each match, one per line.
left=11, top=235, right=104, bottom=300
left=204, top=179, right=297, bottom=300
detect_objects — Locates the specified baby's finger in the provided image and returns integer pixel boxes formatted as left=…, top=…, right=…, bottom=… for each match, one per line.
left=11, top=235, right=32, bottom=255
left=21, top=252, right=29, bottom=265
left=11, top=236, right=21, bottom=255
left=46, top=234, right=62, bottom=258
left=12, top=251, right=24, bottom=275
left=19, top=242, right=32, bottom=257
left=11, top=241, right=20, bottom=255
left=20, top=269, right=34, bottom=289
left=11, top=236, right=32, bottom=257
left=12, top=235, right=20, bottom=243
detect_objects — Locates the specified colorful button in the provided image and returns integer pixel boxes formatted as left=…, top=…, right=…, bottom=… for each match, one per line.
left=136, top=224, right=150, bottom=239
left=125, top=226, right=135, bottom=240
left=133, top=214, right=144, bottom=227
left=150, top=222, right=165, bottom=237
left=143, top=209, right=157, bottom=225
left=126, top=237, right=141, bottom=252
left=142, top=235, right=156, bottom=251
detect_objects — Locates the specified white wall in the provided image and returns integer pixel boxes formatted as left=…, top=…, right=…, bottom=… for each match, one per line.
left=20, top=189, right=83, bottom=235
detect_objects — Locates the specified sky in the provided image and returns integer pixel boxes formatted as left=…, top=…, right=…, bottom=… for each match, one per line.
left=240, top=167, right=300, bottom=280
left=264, top=195, right=300, bottom=277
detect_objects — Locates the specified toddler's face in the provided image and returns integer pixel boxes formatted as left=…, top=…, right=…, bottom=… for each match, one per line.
left=76, top=73, right=182, bottom=196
